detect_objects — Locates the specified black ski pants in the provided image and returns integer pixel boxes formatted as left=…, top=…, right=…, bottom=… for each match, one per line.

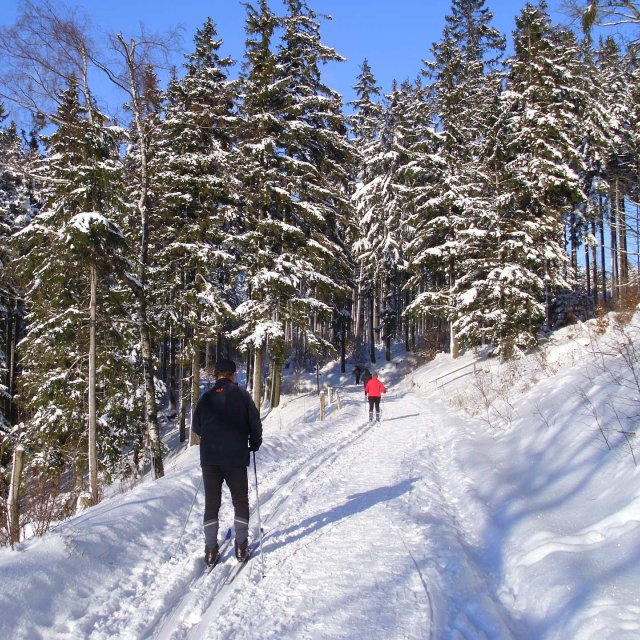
left=202, top=465, right=249, bottom=547
left=368, top=396, right=381, bottom=421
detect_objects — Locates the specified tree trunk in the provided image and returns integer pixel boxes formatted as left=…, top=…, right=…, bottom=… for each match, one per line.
left=354, top=260, right=364, bottom=341
left=449, top=257, right=459, bottom=359
left=599, top=193, right=607, bottom=305
left=88, top=263, right=99, bottom=504
left=168, top=323, right=177, bottom=415
left=189, top=333, right=201, bottom=446
left=585, top=240, right=591, bottom=298
left=340, top=326, right=346, bottom=373
left=118, top=34, right=164, bottom=479
left=369, top=291, right=376, bottom=364
left=245, top=349, right=253, bottom=392
left=270, top=358, right=282, bottom=408
left=610, top=187, right=619, bottom=301
left=252, top=344, right=263, bottom=408
left=178, top=327, right=188, bottom=443
left=140, top=303, right=163, bottom=478
left=8, top=444, right=24, bottom=547
left=617, top=192, right=628, bottom=293
left=591, top=218, right=598, bottom=308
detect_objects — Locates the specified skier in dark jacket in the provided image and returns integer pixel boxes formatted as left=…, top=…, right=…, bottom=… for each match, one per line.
left=352, top=365, right=363, bottom=385
left=192, top=358, right=262, bottom=566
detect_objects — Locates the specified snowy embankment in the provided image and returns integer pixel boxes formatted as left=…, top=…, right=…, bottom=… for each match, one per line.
left=1, top=314, right=639, bottom=639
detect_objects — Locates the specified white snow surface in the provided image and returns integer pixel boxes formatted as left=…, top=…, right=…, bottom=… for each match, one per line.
left=2, top=316, right=640, bottom=639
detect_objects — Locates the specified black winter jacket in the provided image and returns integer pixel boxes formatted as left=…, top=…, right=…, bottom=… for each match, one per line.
left=192, top=378, right=263, bottom=467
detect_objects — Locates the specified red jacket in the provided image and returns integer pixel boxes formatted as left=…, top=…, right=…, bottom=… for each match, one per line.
left=364, top=377, right=387, bottom=397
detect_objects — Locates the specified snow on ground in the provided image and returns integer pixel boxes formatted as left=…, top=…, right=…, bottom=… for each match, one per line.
left=1, top=314, right=639, bottom=639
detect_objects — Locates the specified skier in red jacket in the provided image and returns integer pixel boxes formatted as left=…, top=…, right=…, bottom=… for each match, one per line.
left=364, top=373, right=387, bottom=422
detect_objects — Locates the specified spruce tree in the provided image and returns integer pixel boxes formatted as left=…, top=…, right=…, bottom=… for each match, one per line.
left=155, top=18, right=238, bottom=433
left=481, top=2, right=583, bottom=355
left=15, top=79, right=127, bottom=494
left=352, top=80, right=413, bottom=361
left=410, top=0, right=505, bottom=357
left=236, top=0, right=354, bottom=404
left=235, top=0, right=286, bottom=404
left=348, top=60, right=383, bottom=348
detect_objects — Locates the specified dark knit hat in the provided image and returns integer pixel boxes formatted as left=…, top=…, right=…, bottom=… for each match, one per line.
left=214, top=358, right=237, bottom=374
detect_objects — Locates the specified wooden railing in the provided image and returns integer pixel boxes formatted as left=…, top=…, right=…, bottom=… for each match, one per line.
left=428, top=360, right=480, bottom=388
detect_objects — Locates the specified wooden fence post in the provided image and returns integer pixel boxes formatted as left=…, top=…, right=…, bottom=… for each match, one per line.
left=320, top=390, right=327, bottom=421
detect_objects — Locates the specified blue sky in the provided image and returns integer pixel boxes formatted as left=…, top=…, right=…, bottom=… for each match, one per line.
left=2, top=0, right=574, bottom=115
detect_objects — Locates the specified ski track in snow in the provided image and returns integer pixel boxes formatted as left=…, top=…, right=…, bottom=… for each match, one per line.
left=140, top=386, right=519, bottom=640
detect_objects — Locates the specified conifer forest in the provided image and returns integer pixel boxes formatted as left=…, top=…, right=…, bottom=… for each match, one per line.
left=1, top=0, right=639, bottom=542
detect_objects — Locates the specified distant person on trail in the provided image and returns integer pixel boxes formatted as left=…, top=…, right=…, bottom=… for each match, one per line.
left=192, top=358, right=262, bottom=566
left=364, top=372, right=387, bottom=422
left=361, top=367, right=372, bottom=393
left=352, top=365, right=363, bottom=385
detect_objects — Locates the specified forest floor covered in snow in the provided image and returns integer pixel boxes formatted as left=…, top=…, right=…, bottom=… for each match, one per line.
left=1, top=312, right=639, bottom=639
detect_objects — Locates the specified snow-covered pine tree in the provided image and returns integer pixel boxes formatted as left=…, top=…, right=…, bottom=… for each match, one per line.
left=596, top=37, right=634, bottom=300
left=481, top=2, right=583, bottom=356
left=15, top=78, right=128, bottom=499
left=154, top=18, right=237, bottom=437
left=234, top=0, right=287, bottom=406
left=352, top=80, right=413, bottom=362
left=0, top=104, right=21, bottom=440
left=400, top=81, right=451, bottom=353
left=408, top=0, right=505, bottom=357
left=347, top=59, right=383, bottom=348
left=560, top=37, right=612, bottom=304
left=236, top=0, right=354, bottom=405
left=0, top=107, right=40, bottom=477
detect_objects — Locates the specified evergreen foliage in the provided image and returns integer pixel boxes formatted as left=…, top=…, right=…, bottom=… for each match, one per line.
left=15, top=79, right=130, bottom=478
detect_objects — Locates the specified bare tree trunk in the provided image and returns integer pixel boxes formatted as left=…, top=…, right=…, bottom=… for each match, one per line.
left=270, top=358, right=282, bottom=408
left=585, top=240, right=591, bottom=297
left=617, top=192, right=628, bottom=292
left=369, top=292, right=376, bottom=364
left=245, top=349, right=253, bottom=393
left=117, top=34, right=164, bottom=478
left=252, top=344, right=263, bottom=408
left=610, top=187, right=619, bottom=301
left=88, top=263, right=99, bottom=504
left=591, top=218, right=598, bottom=308
left=8, top=445, right=24, bottom=547
left=178, top=325, right=188, bottom=443
left=599, top=196, right=607, bottom=304
left=354, top=261, right=364, bottom=341
left=450, top=257, right=459, bottom=359
left=168, top=323, right=177, bottom=415
left=189, top=331, right=201, bottom=446
left=204, top=339, right=211, bottom=374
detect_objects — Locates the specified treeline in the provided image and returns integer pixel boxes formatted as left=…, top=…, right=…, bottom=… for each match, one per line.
left=0, top=0, right=639, bottom=538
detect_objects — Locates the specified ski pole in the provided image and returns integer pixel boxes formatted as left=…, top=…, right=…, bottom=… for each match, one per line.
left=173, top=475, right=202, bottom=558
left=253, top=451, right=266, bottom=577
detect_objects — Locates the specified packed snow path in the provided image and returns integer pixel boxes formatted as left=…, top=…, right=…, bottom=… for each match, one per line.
left=145, top=384, right=519, bottom=639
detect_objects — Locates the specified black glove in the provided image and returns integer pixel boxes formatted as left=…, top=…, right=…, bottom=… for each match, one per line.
left=249, top=440, right=261, bottom=452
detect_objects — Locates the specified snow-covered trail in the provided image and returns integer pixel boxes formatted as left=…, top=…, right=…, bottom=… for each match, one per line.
left=157, top=385, right=520, bottom=640
left=205, top=390, right=434, bottom=640
left=0, top=378, right=525, bottom=640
